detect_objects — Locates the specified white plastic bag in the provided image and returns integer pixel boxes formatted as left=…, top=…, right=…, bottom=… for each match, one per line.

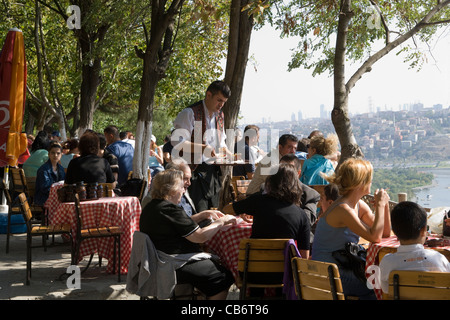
left=427, top=207, right=450, bottom=235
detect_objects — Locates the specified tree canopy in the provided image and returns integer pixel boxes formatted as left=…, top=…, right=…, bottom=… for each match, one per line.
left=0, top=0, right=228, bottom=142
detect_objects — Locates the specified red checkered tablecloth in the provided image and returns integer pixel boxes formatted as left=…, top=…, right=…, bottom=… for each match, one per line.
left=44, top=181, right=65, bottom=222
left=206, top=222, right=252, bottom=280
left=49, top=196, right=141, bottom=274
left=44, top=182, right=117, bottom=222
left=366, top=236, right=400, bottom=271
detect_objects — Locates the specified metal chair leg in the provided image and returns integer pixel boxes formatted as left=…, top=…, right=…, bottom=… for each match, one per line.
left=26, top=234, right=31, bottom=285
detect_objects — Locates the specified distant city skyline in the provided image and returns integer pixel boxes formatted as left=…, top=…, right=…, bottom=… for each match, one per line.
left=254, top=101, right=447, bottom=125
left=239, top=25, right=450, bottom=125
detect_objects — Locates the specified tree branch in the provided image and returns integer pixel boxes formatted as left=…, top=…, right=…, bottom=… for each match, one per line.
left=26, top=85, right=44, bottom=106
left=346, top=0, right=450, bottom=93
left=421, top=18, right=450, bottom=25
left=36, top=0, right=68, bottom=20
left=368, top=0, right=390, bottom=44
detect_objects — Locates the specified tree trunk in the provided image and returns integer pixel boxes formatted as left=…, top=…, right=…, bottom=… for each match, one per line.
left=223, top=0, right=253, bottom=131
left=77, top=29, right=105, bottom=137
left=332, top=0, right=363, bottom=165
left=219, top=0, right=254, bottom=209
left=332, top=0, right=450, bottom=166
left=33, top=0, right=69, bottom=140
left=133, top=0, right=184, bottom=183
left=133, top=48, right=159, bottom=180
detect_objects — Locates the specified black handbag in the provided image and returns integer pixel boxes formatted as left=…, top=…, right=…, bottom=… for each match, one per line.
left=332, top=242, right=367, bottom=284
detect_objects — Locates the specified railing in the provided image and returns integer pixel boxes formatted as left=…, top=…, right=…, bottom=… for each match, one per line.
left=361, top=193, right=431, bottom=213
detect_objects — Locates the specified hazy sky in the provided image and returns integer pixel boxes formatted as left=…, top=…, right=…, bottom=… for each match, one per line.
left=239, top=25, right=450, bottom=125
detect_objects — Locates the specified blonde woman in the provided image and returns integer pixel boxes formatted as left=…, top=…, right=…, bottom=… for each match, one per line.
left=139, top=169, right=236, bottom=300
left=148, top=135, right=164, bottom=177
left=311, top=158, right=391, bottom=299
left=300, top=133, right=339, bottom=185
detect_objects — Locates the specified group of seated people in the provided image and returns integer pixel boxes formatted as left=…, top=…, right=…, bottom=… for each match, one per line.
left=21, top=126, right=137, bottom=207
left=233, top=128, right=340, bottom=187
left=20, top=127, right=450, bottom=300
left=139, top=144, right=450, bottom=300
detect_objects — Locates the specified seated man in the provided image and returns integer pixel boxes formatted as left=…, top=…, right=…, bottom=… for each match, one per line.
left=104, top=125, right=134, bottom=187
left=380, top=201, right=450, bottom=294
left=246, top=134, right=298, bottom=195
left=232, top=125, right=259, bottom=179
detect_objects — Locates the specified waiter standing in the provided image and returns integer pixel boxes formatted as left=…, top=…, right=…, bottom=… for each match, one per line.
left=172, top=81, right=231, bottom=212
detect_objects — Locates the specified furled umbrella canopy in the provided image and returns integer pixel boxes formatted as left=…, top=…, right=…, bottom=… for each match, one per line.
left=0, top=28, right=28, bottom=167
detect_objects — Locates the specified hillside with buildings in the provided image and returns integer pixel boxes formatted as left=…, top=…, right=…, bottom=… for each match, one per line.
left=247, top=104, right=450, bottom=164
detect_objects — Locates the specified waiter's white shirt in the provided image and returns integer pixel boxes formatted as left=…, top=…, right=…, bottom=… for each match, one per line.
left=172, top=100, right=227, bottom=163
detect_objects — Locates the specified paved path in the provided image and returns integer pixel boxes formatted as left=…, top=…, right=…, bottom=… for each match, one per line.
left=0, top=233, right=239, bottom=300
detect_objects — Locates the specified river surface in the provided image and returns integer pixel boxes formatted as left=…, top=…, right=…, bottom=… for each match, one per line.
left=411, top=168, right=450, bottom=209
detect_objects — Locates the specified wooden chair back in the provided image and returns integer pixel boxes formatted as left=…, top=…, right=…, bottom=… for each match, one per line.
left=127, top=169, right=151, bottom=182
left=237, top=238, right=291, bottom=299
left=99, top=183, right=115, bottom=197
left=385, top=270, right=450, bottom=300
left=361, top=194, right=412, bottom=213
left=231, top=176, right=251, bottom=201
left=231, top=176, right=245, bottom=201
left=26, top=177, right=37, bottom=199
left=236, top=179, right=251, bottom=198
left=18, top=193, right=33, bottom=225
left=309, top=185, right=325, bottom=197
left=309, top=185, right=326, bottom=210
left=291, top=257, right=345, bottom=300
left=10, top=168, right=29, bottom=196
left=126, top=170, right=150, bottom=202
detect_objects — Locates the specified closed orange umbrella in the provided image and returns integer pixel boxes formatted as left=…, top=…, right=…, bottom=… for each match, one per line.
left=0, top=28, right=28, bottom=167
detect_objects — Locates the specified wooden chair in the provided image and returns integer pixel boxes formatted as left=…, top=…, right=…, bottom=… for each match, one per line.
left=127, top=169, right=151, bottom=182
left=98, top=182, right=115, bottom=197
left=127, top=231, right=205, bottom=300
left=309, top=185, right=326, bottom=211
left=236, top=238, right=292, bottom=299
left=361, top=194, right=398, bottom=213
left=9, top=168, right=44, bottom=222
left=73, top=193, right=122, bottom=282
left=308, top=185, right=326, bottom=197
left=291, top=257, right=346, bottom=300
left=235, top=179, right=251, bottom=200
left=125, top=170, right=150, bottom=202
left=385, top=270, right=450, bottom=300
left=1, top=179, right=24, bottom=254
left=17, top=193, right=73, bottom=285
left=230, top=176, right=246, bottom=201
left=231, top=176, right=251, bottom=202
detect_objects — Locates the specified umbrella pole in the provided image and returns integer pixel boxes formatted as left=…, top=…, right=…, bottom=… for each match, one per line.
left=0, top=167, right=9, bottom=212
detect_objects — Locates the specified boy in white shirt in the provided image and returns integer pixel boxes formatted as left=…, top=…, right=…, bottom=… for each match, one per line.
left=380, top=201, right=450, bottom=294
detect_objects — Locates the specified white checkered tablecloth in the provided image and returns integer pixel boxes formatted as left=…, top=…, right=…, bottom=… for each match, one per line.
left=49, top=196, right=141, bottom=274
left=206, top=222, right=252, bottom=280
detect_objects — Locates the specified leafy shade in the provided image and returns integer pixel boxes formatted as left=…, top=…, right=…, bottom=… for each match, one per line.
left=275, top=0, right=450, bottom=76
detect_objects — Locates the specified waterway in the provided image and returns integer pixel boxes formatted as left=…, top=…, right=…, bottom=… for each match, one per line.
left=411, top=167, right=450, bottom=209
